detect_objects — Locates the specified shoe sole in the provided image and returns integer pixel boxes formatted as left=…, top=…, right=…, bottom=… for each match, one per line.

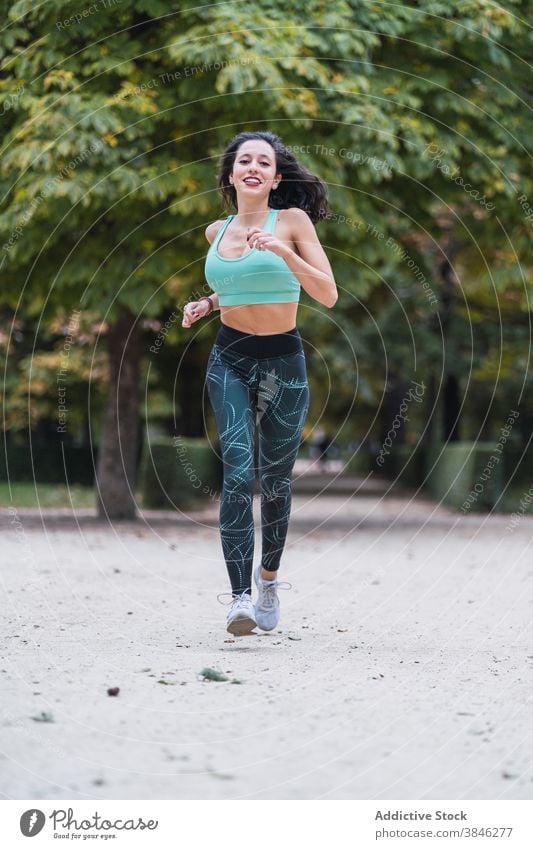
left=227, top=615, right=257, bottom=636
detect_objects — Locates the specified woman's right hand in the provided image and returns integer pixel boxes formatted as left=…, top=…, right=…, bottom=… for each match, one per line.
left=182, top=299, right=210, bottom=328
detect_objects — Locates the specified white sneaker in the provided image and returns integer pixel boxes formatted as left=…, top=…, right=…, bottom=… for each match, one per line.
left=218, top=591, right=257, bottom=636
left=253, top=564, right=292, bottom=631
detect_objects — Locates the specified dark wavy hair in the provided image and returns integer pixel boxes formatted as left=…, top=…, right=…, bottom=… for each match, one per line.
left=216, top=130, right=330, bottom=224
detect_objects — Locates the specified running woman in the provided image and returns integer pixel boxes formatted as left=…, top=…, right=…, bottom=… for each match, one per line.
left=182, top=130, right=337, bottom=635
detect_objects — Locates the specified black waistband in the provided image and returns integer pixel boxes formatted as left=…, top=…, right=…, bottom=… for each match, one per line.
left=215, top=323, right=303, bottom=358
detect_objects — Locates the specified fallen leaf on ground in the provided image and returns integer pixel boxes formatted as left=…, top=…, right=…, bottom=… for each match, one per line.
left=200, top=668, right=229, bottom=682
left=31, top=711, right=54, bottom=722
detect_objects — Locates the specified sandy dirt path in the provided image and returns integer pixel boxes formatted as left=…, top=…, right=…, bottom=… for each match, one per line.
left=1, top=485, right=532, bottom=800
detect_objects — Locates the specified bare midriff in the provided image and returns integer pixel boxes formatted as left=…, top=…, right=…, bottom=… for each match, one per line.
left=212, top=208, right=299, bottom=335
left=219, top=302, right=298, bottom=335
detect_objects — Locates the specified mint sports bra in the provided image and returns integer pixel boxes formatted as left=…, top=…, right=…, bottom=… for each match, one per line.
left=204, top=207, right=301, bottom=306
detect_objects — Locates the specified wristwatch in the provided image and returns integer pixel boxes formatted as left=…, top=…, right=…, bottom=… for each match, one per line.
left=198, top=296, right=214, bottom=315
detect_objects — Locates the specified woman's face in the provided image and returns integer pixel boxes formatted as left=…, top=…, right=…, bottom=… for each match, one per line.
left=230, top=140, right=281, bottom=201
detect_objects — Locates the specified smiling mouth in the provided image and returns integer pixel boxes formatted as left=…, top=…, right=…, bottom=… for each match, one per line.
left=243, top=178, right=261, bottom=186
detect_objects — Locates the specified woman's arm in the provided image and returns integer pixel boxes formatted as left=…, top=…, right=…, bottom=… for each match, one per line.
left=182, top=291, right=219, bottom=327
left=202, top=291, right=220, bottom=311
left=182, top=223, right=224, bottom=327
left=248, top=208, right=338, bottom=308
left=282, top=208, right=337, bottom=307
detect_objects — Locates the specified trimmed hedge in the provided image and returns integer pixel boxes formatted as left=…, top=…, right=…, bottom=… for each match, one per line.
left=485, top=445, right=533, bottom=514
left=139, top=436, right=223, bottom=509
left=339, top=449, right=375, bottom=476
left=340, top=443, right=427, bottom=487
left=336, top=439, right=533, bottom=513
left=0, top=438, right=96, bottom=485
left=426, top=442, right=533, bottom=513
left=375, top=442, right=427, bottom=488
left=425, top=441, right=506, bottom=511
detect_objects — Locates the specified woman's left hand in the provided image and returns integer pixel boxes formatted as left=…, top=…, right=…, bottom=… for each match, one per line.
left=246, top=228, right=291, bottom=258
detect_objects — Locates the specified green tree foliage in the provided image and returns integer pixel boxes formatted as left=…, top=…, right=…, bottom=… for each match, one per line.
left=1, top=0, right=531, bottom=513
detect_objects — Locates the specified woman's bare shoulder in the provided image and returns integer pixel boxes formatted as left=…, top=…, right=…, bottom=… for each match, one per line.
left=277, top=206, right=314, bottom=232
left=279, top=206, right=313, bottom=221
left=277, top=207, right=316, bottom=246
left=205, top=219, right=225, bottom=244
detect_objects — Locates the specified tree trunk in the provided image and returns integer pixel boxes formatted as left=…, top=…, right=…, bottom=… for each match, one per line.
left=443, top=373, right=461, bottom=441
left=438, top=248, right=460, bottom=443
left=96, top=306, right=140, bottom=519
left=176, top=340, right=207, bottom=436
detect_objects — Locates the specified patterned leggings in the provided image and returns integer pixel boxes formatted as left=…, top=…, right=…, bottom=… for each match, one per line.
left=205, top=325, right=310, bottom=595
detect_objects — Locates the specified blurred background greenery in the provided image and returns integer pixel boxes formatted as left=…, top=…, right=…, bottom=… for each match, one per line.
left=1, top=1, right=531, bottom=516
